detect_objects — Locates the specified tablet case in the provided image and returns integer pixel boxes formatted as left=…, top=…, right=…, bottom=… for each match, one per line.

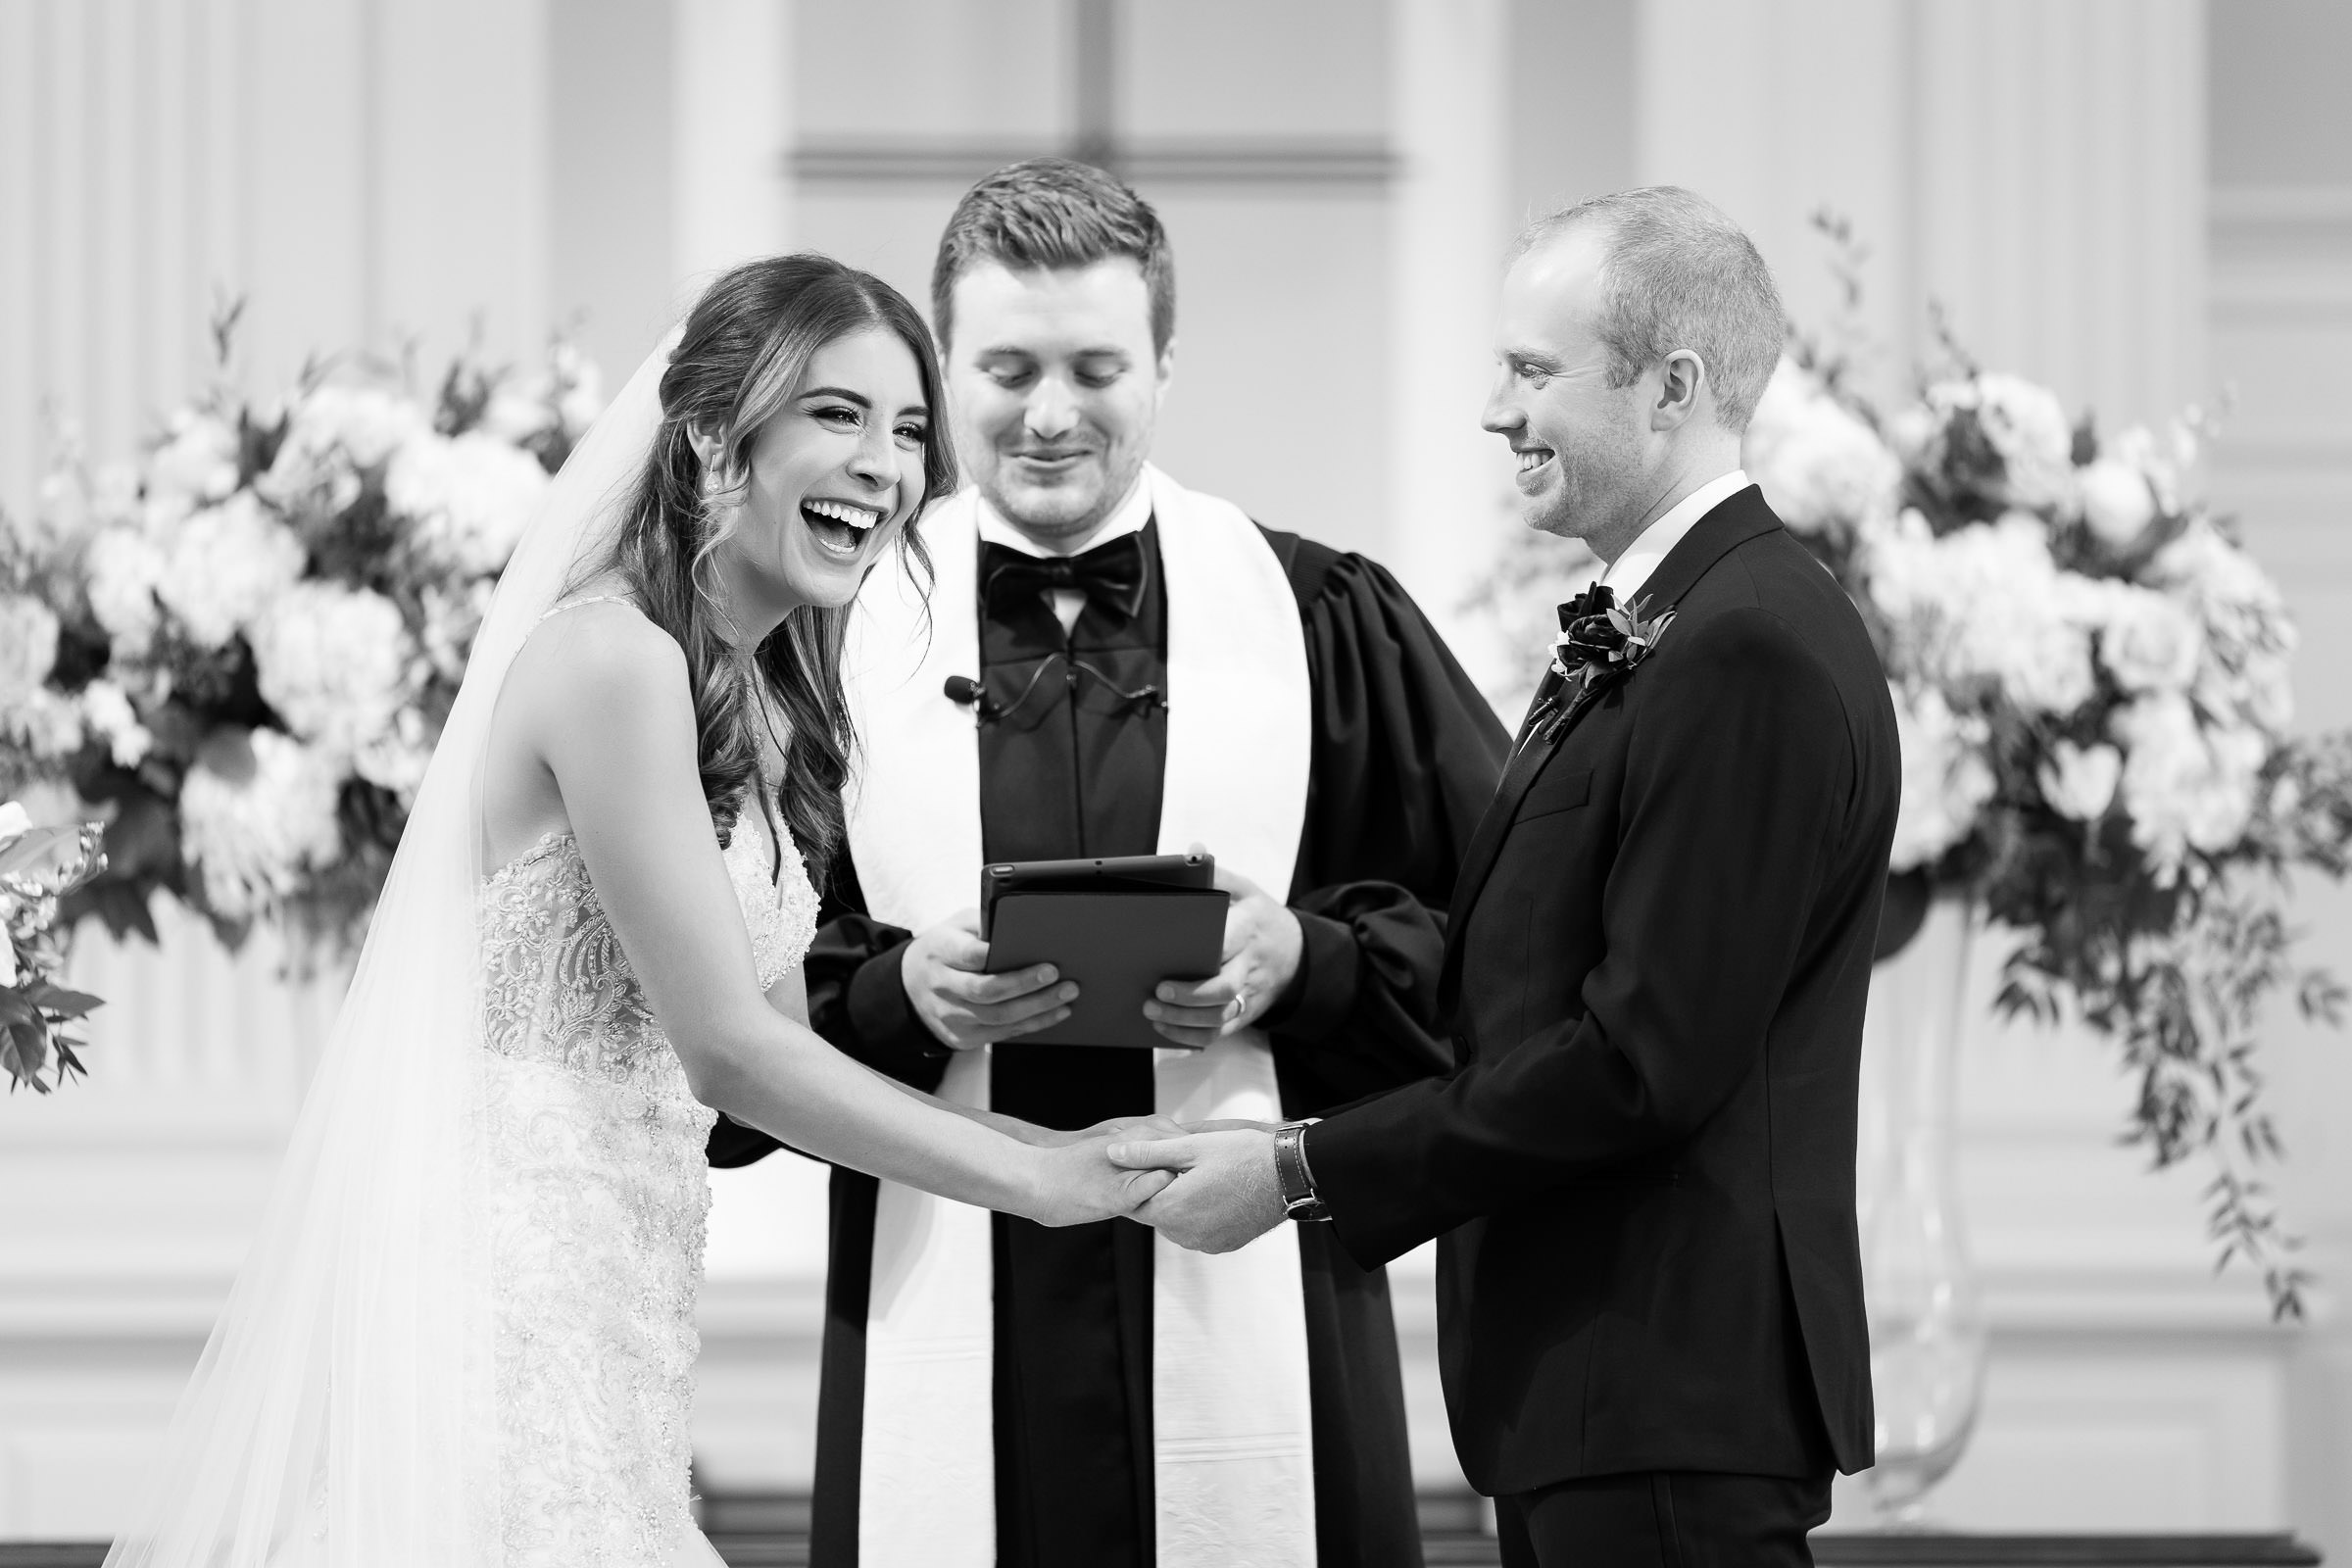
left=984, top=888, right=1229, bottom=1050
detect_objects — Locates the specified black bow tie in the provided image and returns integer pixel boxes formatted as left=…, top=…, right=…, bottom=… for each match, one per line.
left=981, top=532, right=1150, bottom=623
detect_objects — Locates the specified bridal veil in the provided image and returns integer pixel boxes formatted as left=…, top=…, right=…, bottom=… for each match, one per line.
left=102, top=338, right=672, bottom=1567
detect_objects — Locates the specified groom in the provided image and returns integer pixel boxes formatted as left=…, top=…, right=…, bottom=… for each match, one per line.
left=1115, top=186, right=1900, bottom=1566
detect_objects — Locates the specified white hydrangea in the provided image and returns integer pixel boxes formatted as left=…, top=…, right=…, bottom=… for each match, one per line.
left=2111, top=693, right=2267, bottom=884
left=1, top=689, right=82, bottom=761
left=386, top=430, right=550, bottom=577
left=178, top=727, right=345, bottom=922
left=1865, top=510, right=2098, bottom=716
left=1742, top=359, right=1904, bottom=536
left=77, top=677, right=152, bottom=767
left=146, top=408, right=243, bottom=514
left=155, top=493, right=309, bottom=649
left=2084, top=582, right=2205, bottom=695
left=263, top=384, right=435, bottom=519
left=2038, top=740, right=2123, bottom=822
left=82, top=523, right=170, bottom=658
left=1890, top=682, right=1995, bottom=870
left=1925, top=372, right=2078, bottom=514
left=0, top=593, right=62, bottom=711
left=249, top=581, right=416, bottom=761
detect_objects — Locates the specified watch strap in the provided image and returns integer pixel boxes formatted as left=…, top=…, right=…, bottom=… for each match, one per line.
left=1273, top=1119, right=1329, bottom=1222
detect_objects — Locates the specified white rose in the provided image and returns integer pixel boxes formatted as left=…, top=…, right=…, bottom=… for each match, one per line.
left=385, top=430, right=551, bottom=577
left=177, top=727, right=345, bottom=922
left=1890, top=682, right=1996, bottom=870
left=2092, top=583, right=2205, bottom=695
left=2077, top=457, right=2156, bottom=545
left=146, top=409, right=242, bottom=511
left=1921, top=373, right=2076, bottom=514
left=249, top=581, right=416, bottom=760
left=2111, top=694, right=2266, bottom=883
left=0, top=802, right=29, bottom=843
left=78, top=677, right=152, bottom=767
left=2038, top=740, right=2123, bottom=821
left=155, top=493, right=309, bottom=649
left=263, top=384, right=434, bottom=518
left=2107, top=422, right=2190, bottom=515
left=480, top=381, right=556, bottom=444
left=0, top=594, right=62, bottom=710
left=1743, top=359, right=1904, bottom=537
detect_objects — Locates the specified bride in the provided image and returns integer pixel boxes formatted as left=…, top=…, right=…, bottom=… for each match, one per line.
left=102, top=255, right=1174, bottom=1567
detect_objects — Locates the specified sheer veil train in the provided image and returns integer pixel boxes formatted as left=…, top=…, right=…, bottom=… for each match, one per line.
left=103, top=337, right=675, bottom=1568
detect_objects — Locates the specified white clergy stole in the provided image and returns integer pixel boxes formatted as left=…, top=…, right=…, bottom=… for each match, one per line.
left=843, top=465, right=1319, bottom=1568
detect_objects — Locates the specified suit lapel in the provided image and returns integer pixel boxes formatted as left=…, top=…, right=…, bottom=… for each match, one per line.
left=1438, top=487, right=1788, bottom=1006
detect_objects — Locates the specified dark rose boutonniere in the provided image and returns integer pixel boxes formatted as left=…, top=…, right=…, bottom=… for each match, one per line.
left=1549, top=584, right=1678, bottom=688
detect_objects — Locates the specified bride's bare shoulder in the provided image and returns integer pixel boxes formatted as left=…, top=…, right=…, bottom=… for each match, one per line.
left=504, top=598, right=692, bottom=736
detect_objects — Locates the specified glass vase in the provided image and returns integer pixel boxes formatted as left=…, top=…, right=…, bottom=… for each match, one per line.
left=1855, top=895, right=1988, bottom=1528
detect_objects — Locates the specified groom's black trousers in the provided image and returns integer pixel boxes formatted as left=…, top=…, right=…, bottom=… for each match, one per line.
left=1495, top=1469, right=1833, bottom=1568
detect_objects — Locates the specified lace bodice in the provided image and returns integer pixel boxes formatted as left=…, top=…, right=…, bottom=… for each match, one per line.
left=474, top=806, right=817, bottom=1567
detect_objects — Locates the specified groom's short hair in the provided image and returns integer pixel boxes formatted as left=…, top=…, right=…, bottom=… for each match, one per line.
left=932, top=158, right=1176, bottom=357
left=1518, top=186, right=1785, bottom=431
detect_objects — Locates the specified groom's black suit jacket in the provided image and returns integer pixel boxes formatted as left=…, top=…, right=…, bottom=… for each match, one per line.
left=1310, top=486, right=1897, bottom=1496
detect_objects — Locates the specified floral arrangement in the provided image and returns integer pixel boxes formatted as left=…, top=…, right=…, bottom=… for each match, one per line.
left=0, top=309, right=604, bottom=958
left=0, top=800, right=107, bottom=1092
left=1470, top=277, right=2352, bottom=1319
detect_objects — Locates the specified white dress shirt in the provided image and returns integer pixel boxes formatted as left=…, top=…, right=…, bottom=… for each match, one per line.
left=977, top=476, right=1156, bottom=632
left=1592, top=467, right=1753, bottom=607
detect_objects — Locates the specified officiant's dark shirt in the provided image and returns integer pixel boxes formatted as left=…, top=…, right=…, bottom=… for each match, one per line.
left=712, top=515, right=1509, bottom=1568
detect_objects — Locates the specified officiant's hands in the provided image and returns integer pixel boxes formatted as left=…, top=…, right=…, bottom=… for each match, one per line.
left=1104, top=1128, right=1287, bottom=1252
left=1144, top=854, right=1302, bottom=1048
left=902, top=907, right=1078, bottom=1050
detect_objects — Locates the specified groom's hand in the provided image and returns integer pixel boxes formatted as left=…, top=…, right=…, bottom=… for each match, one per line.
left=1105, top=1128, right=1286, bottom=1253
left=903, top=907, right=1077, bottom=1051
left=1144, top=854, right=1302, bottom=1048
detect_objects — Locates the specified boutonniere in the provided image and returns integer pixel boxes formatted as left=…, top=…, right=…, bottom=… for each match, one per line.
left=1548, top=585, right=1678, bottom=686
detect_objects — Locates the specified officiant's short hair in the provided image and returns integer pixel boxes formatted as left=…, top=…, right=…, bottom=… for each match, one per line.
left=932, top=158, right=1176, bottom=357
left=1519, top=186, right=1785, bottom=432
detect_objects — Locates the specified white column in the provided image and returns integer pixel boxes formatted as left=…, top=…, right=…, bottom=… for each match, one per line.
left=671, top=0, right=794, bottom=297
left=1387, top=0, right=1515, bottom=676
left=1913, top=0, right=2207, bottom=429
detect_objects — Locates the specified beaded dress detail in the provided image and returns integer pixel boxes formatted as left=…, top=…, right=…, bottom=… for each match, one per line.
left=476, top=803, right=817, bottom=1566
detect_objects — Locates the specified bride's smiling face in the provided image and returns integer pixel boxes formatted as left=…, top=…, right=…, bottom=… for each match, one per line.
left=699, top=327, right=932, bottom=619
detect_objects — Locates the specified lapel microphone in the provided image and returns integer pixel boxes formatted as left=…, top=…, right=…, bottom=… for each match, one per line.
left=944, top=659, right=1164, bottom=726
left=942, top=674, right=1003, bottom=721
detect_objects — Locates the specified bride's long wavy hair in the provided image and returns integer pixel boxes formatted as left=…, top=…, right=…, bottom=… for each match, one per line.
left=577, top=254, right=952, bottom=878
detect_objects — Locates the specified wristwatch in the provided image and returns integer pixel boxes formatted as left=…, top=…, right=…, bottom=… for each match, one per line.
left=1272, top=1120, right=1330, bottom=1222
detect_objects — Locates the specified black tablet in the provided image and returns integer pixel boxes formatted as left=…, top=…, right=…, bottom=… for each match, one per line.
left=980, top=853, right=1225, bottom=1050
left=979, top=851, right=1215, bottom=937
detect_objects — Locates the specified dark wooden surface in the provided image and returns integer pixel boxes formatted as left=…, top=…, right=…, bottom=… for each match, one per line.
left=1, top=1495, right=2321, bottom=1568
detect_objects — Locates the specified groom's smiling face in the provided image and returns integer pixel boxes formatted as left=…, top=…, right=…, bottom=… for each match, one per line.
left=1483, top=227, right=1650, bottom=547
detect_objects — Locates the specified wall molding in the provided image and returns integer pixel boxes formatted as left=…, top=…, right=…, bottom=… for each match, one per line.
left=788, top=137, right=1397, bottom=188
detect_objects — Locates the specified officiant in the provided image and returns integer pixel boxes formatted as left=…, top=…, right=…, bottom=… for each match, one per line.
left=709, top=158, right=1508, bottom=1568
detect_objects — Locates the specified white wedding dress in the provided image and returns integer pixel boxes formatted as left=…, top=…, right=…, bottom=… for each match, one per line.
left=99, top=338, right=820, bottom=1568
left=477, top=799, right=817, bottom=1563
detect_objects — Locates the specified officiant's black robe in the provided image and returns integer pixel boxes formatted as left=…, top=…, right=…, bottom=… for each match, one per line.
left=710, top=519, right=1509, bottom=1568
